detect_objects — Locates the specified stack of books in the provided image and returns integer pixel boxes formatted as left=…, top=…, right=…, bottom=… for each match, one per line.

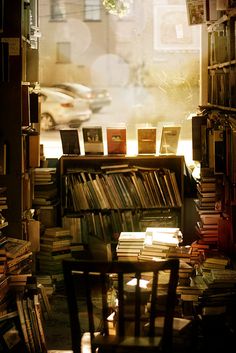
left=38, top=227, right=72, bottom=275
left=116, top=231, right=145, bottom=261
left=33, top=167, right=58, bottom=206
left=194, top=175, right=223, bottom=247
left=138, top=227, right=182, bottom=261
left=5, top=238, right=32, bottom=276
left=199, top=268, right=236, bottom=316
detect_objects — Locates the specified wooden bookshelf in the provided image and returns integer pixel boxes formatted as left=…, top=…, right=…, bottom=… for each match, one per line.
left=58, top=155, right=185, bottom=246
left=0, top=0, right=40, bottom=238
left=207, top=7, right=236, bottom=109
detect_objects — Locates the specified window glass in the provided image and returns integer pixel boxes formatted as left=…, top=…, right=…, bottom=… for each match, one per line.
left=56, top=42, right=71, bottom=63
left=50, top=0, right=66, bottom=21
left=39, top=0, right=201, bottom=167
left=84, top=0, right=101, bottom=21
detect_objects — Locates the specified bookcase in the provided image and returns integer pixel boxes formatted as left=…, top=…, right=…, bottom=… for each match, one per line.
left=58, top=155, right=185, bottom=252
left=192, top=3, right=236, bottom=256
left=0, top=0, right=40, bottom=238
left=207, top=6, right=236, bottom=109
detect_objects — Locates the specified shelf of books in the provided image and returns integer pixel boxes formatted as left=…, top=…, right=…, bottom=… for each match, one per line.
left=207, top=6, right=236, bottom=110
left=192, top=109, right=236, bottom=255
left=58, top=155, right=185, bottom=253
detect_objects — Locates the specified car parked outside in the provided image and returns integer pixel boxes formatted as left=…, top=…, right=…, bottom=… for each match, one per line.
left=51, top=82, right=111, bottom=112
left=40, top=87, right=92, bottom=131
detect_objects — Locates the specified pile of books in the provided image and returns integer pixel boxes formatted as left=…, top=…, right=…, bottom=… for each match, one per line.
left=116, top=231, right=146, bottom=261
left=138, top=227, right=182, bottom=261
left=38, top=227, right=72, bottom=276
left=194, top=175, right=223, bottom=247
left=33, top=168, right=58, bottom=207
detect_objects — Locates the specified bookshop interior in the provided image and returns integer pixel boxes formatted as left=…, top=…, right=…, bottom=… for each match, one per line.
left=1, top=0, right=236, bottom=352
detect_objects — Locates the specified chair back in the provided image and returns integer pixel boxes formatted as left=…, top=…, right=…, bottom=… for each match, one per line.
left=63, top=259, right=179, bottom=353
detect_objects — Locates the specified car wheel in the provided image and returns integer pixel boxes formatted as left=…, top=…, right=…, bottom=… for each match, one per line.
left=40, top=113, right=55, bottom=131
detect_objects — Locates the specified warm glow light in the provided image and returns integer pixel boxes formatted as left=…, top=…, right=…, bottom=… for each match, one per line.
left=126, top=278, right=149, bottom=289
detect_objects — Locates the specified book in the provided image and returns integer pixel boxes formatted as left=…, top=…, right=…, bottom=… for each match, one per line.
left=60, top=129, right=80, bottom=155
left=82, top=126, right=104, bottom=155
left=192, top=116, right=207, bottom=162
left=106, top=128, right=126, bottom=155
left=44, top=227, right=71, bottom=237
left=159, top=126, right=180, bottom=155
left=16, top=294, right=31, bottom=352
left=4, top=238, right=31, bottom=259
left=137, top=128, right=156, bottom=154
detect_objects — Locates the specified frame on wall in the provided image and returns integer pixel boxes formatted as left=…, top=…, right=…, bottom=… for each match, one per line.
left=153, top=4, right=200, bottom=51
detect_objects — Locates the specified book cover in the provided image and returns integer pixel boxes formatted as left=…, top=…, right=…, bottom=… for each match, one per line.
left=106, top=128, right=126, bottom=155
left=137, top=128, right=156, bottom=154
left=159, top=126, right=180, bottom=155
left=44, top=227, right=71, bottom=237
left=4, top=238, right=31, bottom=259
left=82, top=127, right=104, bottom=155
left=60, top=129, right=80, bottom=155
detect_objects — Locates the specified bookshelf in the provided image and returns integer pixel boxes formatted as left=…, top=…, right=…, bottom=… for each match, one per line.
left=0, top=0, right=40, bottom=238
left=58, top=155, right=185, bottom=250
left=192, top=4, right=236, bottom=256
left=207, top=7, right=236, bottom=110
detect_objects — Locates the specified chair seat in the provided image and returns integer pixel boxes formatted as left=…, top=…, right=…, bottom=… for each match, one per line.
left=92, top=334, right=162, bottom=350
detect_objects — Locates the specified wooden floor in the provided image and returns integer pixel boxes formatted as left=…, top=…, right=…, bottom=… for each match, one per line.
left=44, top=289, right=236, bottom=353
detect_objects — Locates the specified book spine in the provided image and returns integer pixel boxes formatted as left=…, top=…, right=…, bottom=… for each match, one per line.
left=16, top=294, right=31, bottom=352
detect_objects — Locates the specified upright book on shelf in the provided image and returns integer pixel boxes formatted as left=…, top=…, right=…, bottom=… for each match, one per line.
left=60, top=129, right=80, bottom=155
left=137, top=128, right=156, bottom=154
left=159, top=126, right=180, bottom=155
left=82, top=126, right=104, bottom=155
left=106, top=128, right=126, bottom=155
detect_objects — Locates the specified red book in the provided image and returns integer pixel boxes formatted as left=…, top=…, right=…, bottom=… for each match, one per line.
left=106, top=128, right=126, bottom=155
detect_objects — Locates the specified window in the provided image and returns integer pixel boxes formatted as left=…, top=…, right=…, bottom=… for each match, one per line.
left=50, top=0, right=66, bottom=21
left=84, top=0, right=101, bottom=21
left=56, top=42, right=71, bottom=63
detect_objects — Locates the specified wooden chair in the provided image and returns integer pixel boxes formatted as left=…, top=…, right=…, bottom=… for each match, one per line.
left=62, top=259, right=179, bottom=353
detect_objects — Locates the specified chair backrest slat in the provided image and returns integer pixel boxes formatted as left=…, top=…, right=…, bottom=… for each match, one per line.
left=63, top=258, right=179, bottom=353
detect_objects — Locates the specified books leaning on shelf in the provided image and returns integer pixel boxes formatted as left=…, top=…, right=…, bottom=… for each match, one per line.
left=106, top=128, right=126, bottom=155
left=137, top=128, right=156, bottom=154
left=82, top=126, right=104, bottom=155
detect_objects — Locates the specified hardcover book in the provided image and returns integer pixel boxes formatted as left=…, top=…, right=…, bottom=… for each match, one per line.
left=137, top=128, right=156, bottom=154
left=60, top=130, right=80, bottom=155
left=106, top=128, right=126, bottom=155
left=82, top=127, right=104, bottom=155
